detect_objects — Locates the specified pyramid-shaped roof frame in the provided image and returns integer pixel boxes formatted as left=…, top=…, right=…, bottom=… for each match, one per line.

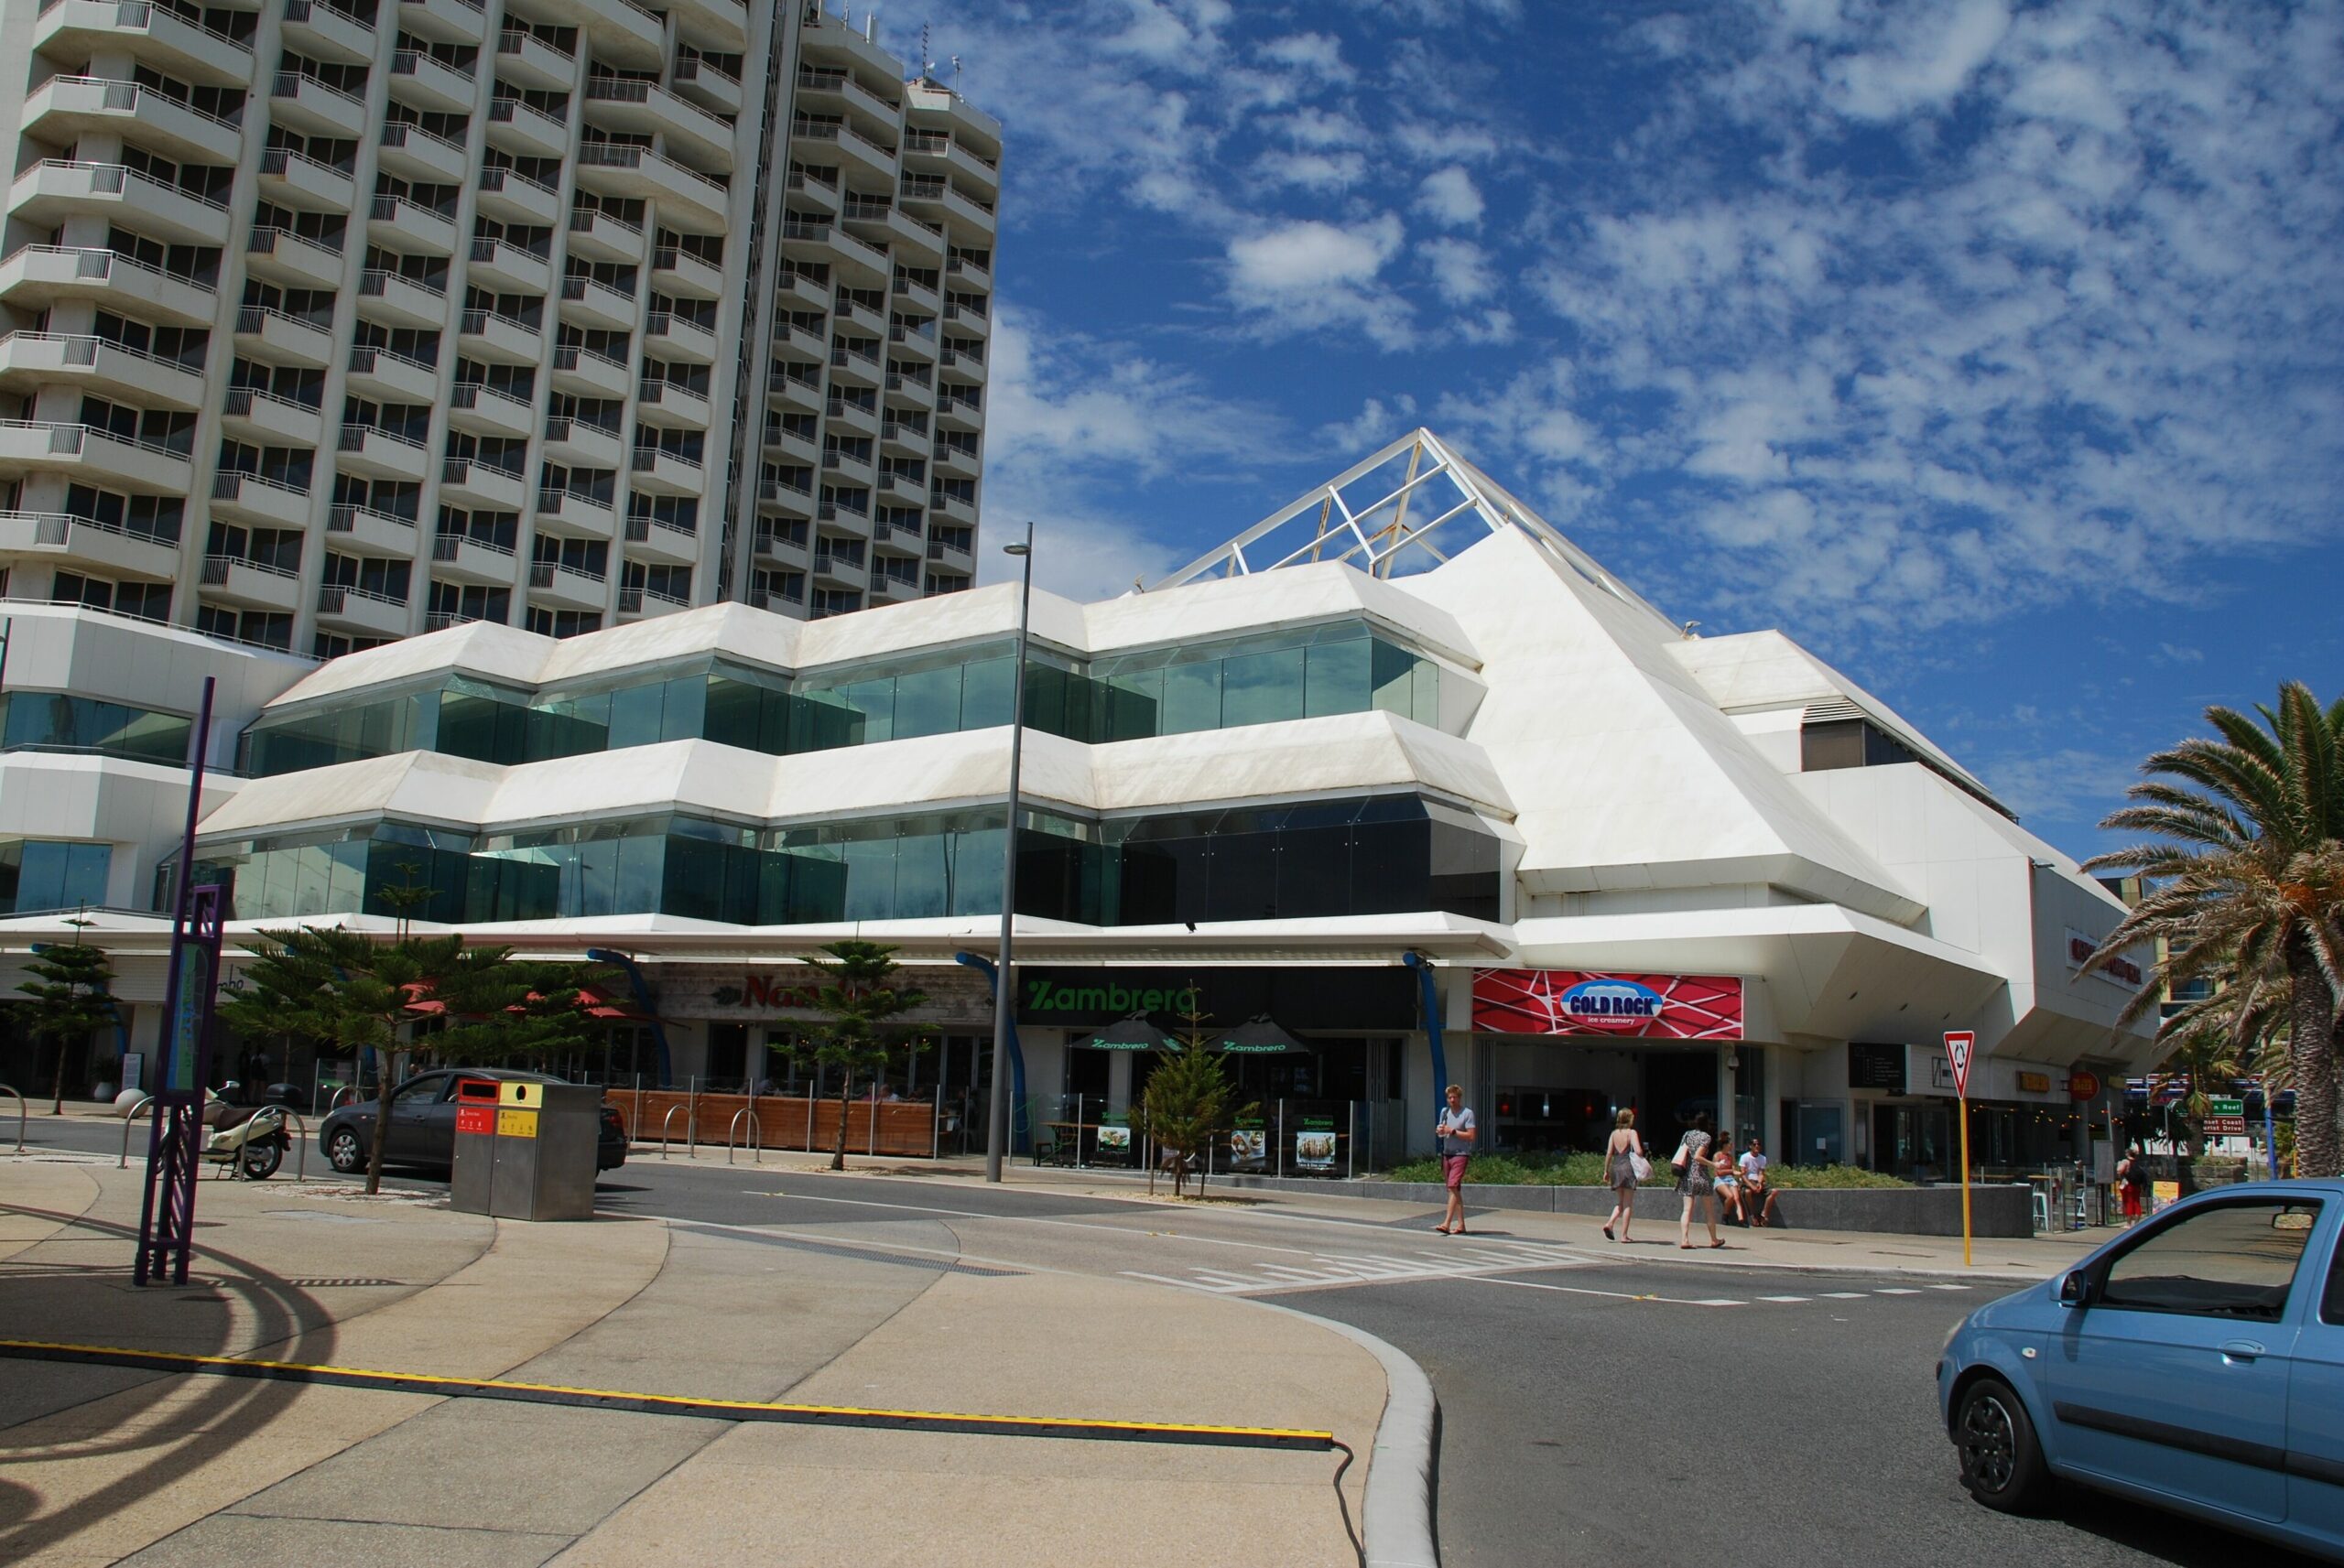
left=1151, top=427, right=1680, bottom=633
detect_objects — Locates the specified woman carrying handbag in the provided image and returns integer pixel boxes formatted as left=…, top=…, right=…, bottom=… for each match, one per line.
left=1601, top=1108, right=1647, bottom=1242
left=1674, top=1111, right=1722, bottom=1249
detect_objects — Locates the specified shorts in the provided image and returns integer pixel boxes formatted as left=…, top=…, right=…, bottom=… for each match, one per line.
left=1443, top=1154, right=1470, bottom=1191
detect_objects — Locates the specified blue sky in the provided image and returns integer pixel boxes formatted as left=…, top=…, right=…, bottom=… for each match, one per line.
left=906, top=0, right=2343, bottom=860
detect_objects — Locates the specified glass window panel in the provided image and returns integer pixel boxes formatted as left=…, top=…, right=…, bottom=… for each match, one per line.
left=841, top=835, right=896, bottom=921
left=659, top=674, right=706, bottom=742
left=783, top=846, right=848, bottom=922
left=703, top=675, right=764, bottom=751
left=1414, top=656, right=1440, bottom=727
left=1104, top=666, right=1161, bottom=741
left=895, top=663, right=962, bottom=740
left=1371, top=640, right=1417, bottom=717
left=836, top=677, right=895, bottom=744
left=960, top=654, right=1015, bottom=730
left=1219, top=647, right=1304, bottom=729
left=1204, top=830, right=1278, bottom=921
left=894, top=829, right=950, bottom=917
left=950, top=824, right=1004, bottom=916
left=615, top=830, right=666, bottom=913
left=606, top=681, right=666, bottom=750
left=1304, top=638, right=1371, bottom=719
left=1162, top=659, right=1221, bottom=734
left=1275, top=825, right=1352, bottom=918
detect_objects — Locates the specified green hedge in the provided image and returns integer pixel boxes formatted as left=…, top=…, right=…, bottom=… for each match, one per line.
left=1379, top=1153, right=1910, bottom=1189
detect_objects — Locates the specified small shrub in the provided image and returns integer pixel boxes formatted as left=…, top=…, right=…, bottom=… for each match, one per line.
left=1377, top=1155, right=1912, bottom=1189
left=1764, top=1162, right=1911, bottom=1189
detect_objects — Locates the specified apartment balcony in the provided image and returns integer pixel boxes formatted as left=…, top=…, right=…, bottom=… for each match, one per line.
left=534, top=486, right=616, bottom=539
left=476, top=167, right=562, bottom=226
left=633, top=379, right=710, bottom=429
left=671, top=55, right=743, bottom=117
left=388, top=49, right=476, bottom=115
left=907, top=81, right=1004, bottom=167
left=315, top=581, right=411, bottom=637
left=567, top=207, right=646, bottom=265
left=573, top=146, right=728, bottom=232
left=799, top=9, right=904, bottom=96
left=0, top=244, right=216, bottom=327
left=355, top=266, right=449, bottom=329
left=886, top=321, right=938, bottom=363
left=878, top=418, right=927, bottom=460
left=439, top=457, right=527, bottom=511
left=903, top=126, right=1001, bottom=198
left=928, top=490, right=976, bottom=526
left=892, top=271, right=940, bottom=316
left=398, top=0, right=487, bottom=43
left=457, top=308, right=542, bottom=364
left=771, top=320, right=827, bottom=360
left=549, top=343, right=630, bottom=398
left=827, top=223, right=893, bottom=287
left=34, top=0, right=251, bottom=87
left=779, top=217, right=836, bottom=267
left=526, top=559, right=605, bottom=610
left=210, top=470, right=313, bottom=529
left=582, top=79, right=735, bottom=173
left=429, top=532, right=519, bottom=586
left=493, top=27, right=574, bottom=91
left=932, top=438, right=982, bottom=478
left=338, top=423, right=432, bottom=482
left=765, top=366, right=822, bottom=414
left=809, top=547, right=864, bottom=588
left=0, top=330, right=205, bottom=409
left=486, top=95, right=570, bottom=159
left=925, top=533, right=974, bottom=568
left=791, top=121, right=897, bottom=196
left=868, top=570, right=919, bottom=603
left=346, top=344, right=440, bottom=403
left=234, top=306, right=334, bottom=369
left=281, top=0, right=374, bottom=59
left=922, top=568, right=972, bottom=597
left=269, top=70, right=369, bottom=138
left=0, top=420, right=191, bottom=492
left=558, top=274, right=637, bottom=332
left=543, top=416, right=624, bottom=468
left=256, top=147, right=357, bottom=212
left=23, top=74, right=243, bottom=166
left=222, top=388, right=325, bottom=447
left=368, top=196, right=459, bottom=255
left=794, top=65, right=901, bottom=130
left=622, top=512, right=697, bottom=564
left=0, top=509, right=180, bottom=580
left=848, top=200, right=940, bottom=263
left=944, top=252, right=993, bottom=290
left=785, top=167, right=841, bottom=219
left=615, top=583, right=688, bottom=620
left=775, top=266, right=830, bottom=312
left=936, top=389, right=982, bottom=431
left=941, top=297, right=990, bottom=337
left=247, top=224, right=343, bottom=289
left=753, top=518, right=808, bottom=556
left=199, top=553, right=301, bottom=612
left=325, top=503, right=419, bottom=557
left=937, top=344, right=987, bottom=385
left=9, top=161, right=230, bottom=248
left=531, top=0, right=662, bottom=69
left=819, top=447, right=871, bottom=481
left=769, top=419, right=821, bottom=459
left=871, top=472, right=926, bottom=517
left=378, top=121, right=471, bottom=184
left=448, top=380, right=535, bottom=438
left=628, top=446, right=702, bottom=496
left=664, top=0, right=745, bottom=50
left=649, top=244, right=722, bottom=300
left=643, top=311, right=716, bottom=365
left=827, top=343, right=881, bottom=389
left=467, top=236, right=551, bottom=295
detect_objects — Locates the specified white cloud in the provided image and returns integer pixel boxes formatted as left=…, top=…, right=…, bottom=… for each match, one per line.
left=1318, top=395, right=1419, bottom=452
left=1255, top=149, right=1367, bottom=191
left=1260, top=31, right=1354, bottom=83
left=1419, top=236, right=1494, bottom=303
left=1225, top=214, right=1415, bottom=348
left=1826, top=0, right=2013, bottom=121
left=1416, top=166, right=1486, bottom=228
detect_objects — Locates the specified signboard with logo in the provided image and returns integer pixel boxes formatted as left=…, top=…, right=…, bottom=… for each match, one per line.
left=1849, top=1042, right=1906, bottom=1091
left=2016, top=1071, right=2052, bottom=1095
left=2064, top=928, right=2145, bottom=988
left=2068, top=1069, right=2102, bottom=1101
left=1472, top=970, right=1743, bottom=1041
left=2205, top=1096, right=2246, bottom=1137
left=1016, top=967, right=1413, bottom=1031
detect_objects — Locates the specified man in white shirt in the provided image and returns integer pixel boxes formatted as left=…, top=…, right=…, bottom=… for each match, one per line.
left=1434, top=1085, right=1475, bottom=1235
left=1739, top=1138, right=1779, bottom=1227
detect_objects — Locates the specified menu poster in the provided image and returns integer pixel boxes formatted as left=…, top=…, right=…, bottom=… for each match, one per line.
left=1095, top=1125, right=1133, bottom=1152
left=1294, top=1126, right=1338, bottom=1171
left=1228, top=1129, right=1268, bottom=1164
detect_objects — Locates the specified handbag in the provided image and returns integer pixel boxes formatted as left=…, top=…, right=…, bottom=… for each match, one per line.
left=1670, top=1135, right=1691, bottom=1173
left=1630, top=1149, right=1654, bottom=1183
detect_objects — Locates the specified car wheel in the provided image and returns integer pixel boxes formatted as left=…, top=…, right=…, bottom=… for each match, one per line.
left=1956, top=1376, right=2050, bottom=1512
left=326, top=1127, right=366, bottom=1174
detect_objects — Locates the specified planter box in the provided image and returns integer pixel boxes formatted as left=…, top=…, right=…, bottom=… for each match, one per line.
left=613, top=1088, right=937, bottom=1158
left=1220, top=1174, right=2037, bottom=1238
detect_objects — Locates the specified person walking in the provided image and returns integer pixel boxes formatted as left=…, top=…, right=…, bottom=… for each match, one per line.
left=2117, top=1142, right=2149, bottom=1225
left=1435, top=1084, right=1476, bottom=1235
left=1674, top=1111, right=1722, bottom=1249
left=1602, top=1108, right=1645, bottom=1241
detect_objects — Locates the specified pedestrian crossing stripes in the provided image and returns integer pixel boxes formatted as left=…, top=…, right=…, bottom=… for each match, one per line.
left=1123, top=1238, right=1588, bottom=1296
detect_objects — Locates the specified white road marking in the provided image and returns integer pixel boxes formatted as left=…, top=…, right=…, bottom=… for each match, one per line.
left=1756, top=1295, right=1810, bottom=1303
left=1123, top=1240, right=1591, bottom=1296
left=1929, top=1283, right=1972, bottom=1291
left=1820, top=1292, right=1870, bottom=1299
left=1874, top=1287, right=1924, bottom=1295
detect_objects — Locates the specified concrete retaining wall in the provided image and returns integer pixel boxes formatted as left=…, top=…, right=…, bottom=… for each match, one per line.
left=1221, top=1174, right=2036, bottom=1238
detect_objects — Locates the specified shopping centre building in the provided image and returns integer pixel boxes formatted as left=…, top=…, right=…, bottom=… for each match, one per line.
left=0, top=431, right=2159, bottom=1175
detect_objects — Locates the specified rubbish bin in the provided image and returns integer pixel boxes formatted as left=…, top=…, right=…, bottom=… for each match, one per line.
left=448, top=1076, right=503, bottom=1215
left=487, top=1078, right=601, bottom=1221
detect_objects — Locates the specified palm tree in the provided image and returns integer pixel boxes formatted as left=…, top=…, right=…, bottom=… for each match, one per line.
left=2084, top=682, right=2344, bottom=1177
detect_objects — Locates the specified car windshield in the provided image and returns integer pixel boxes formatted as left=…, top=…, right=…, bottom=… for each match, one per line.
left=2100, top=1200, right=2320, bottom=1322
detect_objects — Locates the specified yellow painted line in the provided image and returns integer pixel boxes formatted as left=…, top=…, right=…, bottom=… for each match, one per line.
left=0, top=1338, right=1331, bottom=1450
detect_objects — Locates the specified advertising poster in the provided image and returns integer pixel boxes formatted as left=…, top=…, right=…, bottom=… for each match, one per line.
left=1294, top=1120, right=1338, bottom=1172
left=1095, top=1125, right=1132, bottom=1153
left=1472, top=969, right=1744, bottom=1040
left=1228, top=1128, right=1267, bottom=1168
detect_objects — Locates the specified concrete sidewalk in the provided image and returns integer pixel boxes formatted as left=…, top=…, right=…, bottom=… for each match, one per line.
left=0, top=1161, right=1384, bottom=1567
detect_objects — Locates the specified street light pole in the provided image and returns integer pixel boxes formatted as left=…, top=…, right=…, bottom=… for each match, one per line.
left=984, top=522, right=1035, bottom=1183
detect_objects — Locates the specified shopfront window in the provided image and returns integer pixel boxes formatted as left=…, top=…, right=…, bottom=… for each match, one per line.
left=1, top=691, right=191, bottom=765
left=0, top=839, right=113, bottom=914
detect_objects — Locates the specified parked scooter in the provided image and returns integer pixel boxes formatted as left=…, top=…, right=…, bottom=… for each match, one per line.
left=200, top=1095, right=288, bottom=1180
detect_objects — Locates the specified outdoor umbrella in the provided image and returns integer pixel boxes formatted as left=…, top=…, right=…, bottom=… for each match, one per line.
left=1217, top=1015, right=1305, bottom=1054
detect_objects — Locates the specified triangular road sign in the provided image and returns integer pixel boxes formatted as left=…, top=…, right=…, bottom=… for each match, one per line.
left=1945, top=1031, right=1976, bottom=1097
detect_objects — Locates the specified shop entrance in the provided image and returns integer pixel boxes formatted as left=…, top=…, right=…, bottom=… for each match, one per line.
left=1872, top=1101, right=1954, bottom=1182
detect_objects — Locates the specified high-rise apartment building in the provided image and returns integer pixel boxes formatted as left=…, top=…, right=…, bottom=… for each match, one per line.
left=0, top=0, right=995, bottom=657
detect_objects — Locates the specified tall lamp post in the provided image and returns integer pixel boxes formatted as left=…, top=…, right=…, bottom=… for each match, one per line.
left=984, top=522, right=1036, bottom=1183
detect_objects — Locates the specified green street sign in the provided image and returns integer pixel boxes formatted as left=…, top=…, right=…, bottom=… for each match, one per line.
left=2208, top=1097, right=2245, bottom=1116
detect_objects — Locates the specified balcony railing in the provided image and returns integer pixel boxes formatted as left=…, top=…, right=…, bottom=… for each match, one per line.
left=27, top=159, right=230, bottom=213
left=576, top=144, right=727, bottom=200
left=2, top=417, right=190, bottom=462
left=201, top=552, right=298, bottom=584
left=47, top=74, right=245, bottom=132
left=391, top=48, right=475, bottom=81
left=318, top=582, right=407, bottom=611
left=496, top=25, right=571, bottom=59
left=349, top=342, right=440, bottom=374
left=3, top=508, right=181, bottom=549
left=328, top=503, right=416, bottom=534
left=285, top=0, right=375, bottom=31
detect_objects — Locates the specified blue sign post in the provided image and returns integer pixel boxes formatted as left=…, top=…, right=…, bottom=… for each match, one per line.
left=133, top=677, right=219, bottom=1286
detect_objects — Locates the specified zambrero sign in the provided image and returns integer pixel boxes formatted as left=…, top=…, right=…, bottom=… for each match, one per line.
left=1472, top=969, right=1744, bottom=1041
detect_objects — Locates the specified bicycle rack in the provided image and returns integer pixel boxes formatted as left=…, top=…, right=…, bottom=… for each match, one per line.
left=660, top=1104, right=689, bottom=1161
left=727, top=1107, right=762, bottom=1165
left=117, top=1096, right=157, bottom=1167
left=0, top=1084, right=23, bottom=1154
left=282, top=1109, right=308, bottom=1183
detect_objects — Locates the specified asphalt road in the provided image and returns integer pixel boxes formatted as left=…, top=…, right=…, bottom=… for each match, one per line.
left=13, top=1117, right=2327, bottom=1568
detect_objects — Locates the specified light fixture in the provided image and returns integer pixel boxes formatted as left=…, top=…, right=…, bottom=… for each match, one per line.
left=983, top=520, right=1036, bottom=1184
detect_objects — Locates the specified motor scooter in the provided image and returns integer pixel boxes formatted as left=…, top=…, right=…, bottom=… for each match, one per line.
left=200, top=1098, right=288, bottom=1179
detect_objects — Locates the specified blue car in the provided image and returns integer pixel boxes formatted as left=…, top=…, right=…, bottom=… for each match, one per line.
left=1938, top=1179, right=2344, bottom=1560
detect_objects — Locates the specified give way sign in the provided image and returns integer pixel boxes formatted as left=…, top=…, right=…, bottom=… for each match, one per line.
left=1945, top=1031, right=1977, bottom=1097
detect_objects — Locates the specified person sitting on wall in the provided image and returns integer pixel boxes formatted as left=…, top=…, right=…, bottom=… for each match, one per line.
left=1739, top=1138, right=1780, bottom=1228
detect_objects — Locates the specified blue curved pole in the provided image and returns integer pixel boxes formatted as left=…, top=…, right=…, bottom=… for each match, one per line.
left=1402, top=952, right=1450, bottom=1097
left=587, top=947, right=673, bottom=1087
left=954, top=951, right=1028, bottom=1156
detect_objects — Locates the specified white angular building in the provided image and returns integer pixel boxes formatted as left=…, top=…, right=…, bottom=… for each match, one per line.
left=0, top=432, right=2155, bottom=1175
left=0, top=0, right=995, bottom=658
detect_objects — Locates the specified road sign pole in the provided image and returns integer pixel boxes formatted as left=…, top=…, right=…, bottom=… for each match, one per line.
left=1959, top=1092, right=1972, bottom=1269
left=1945, top=1031, right=1977, bottom=1269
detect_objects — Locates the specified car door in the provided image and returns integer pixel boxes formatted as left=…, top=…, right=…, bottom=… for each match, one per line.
left=385, top=1073, right=449, bottom=1163
left=2288, top=1211, right=2344, bottom=1546
left=2040, top=1194, right=2317, bottom=1525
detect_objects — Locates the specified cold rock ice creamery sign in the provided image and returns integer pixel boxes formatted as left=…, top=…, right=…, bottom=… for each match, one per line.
left=1472, top=970, right=1745, bottom=1041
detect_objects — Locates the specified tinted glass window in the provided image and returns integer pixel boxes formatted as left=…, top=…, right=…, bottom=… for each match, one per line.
left=2325, top=1225, right=2344, bottom=1326
left=2100, top=1199, right=2321, bottom=1322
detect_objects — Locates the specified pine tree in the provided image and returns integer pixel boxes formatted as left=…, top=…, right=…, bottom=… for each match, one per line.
left=790, top=941, right=929, bottom=1171
left=13, top=921, right=114, bottom=1114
